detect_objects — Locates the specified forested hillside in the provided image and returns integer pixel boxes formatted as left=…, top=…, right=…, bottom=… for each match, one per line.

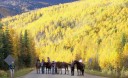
left=1, top=0, right=128, bottom=76
left=0, top=0, right=76, bottom=18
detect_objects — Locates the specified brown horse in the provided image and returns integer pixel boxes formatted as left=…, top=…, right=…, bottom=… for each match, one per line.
left=56, top=62, right=70, bottom=74
left=44, top=62, right=52, bottom=74
left=73, top=60, right=85, bottom=76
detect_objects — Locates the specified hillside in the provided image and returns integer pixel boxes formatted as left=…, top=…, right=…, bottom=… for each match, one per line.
left=0, top=7, right=16, bottom=18
left=0, top=0, right=76, bottom=18
left=1, top=0, right=128, bottom=74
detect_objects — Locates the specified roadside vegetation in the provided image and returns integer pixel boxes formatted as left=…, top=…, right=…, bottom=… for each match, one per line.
left=0, top=68, right=33, bottom=78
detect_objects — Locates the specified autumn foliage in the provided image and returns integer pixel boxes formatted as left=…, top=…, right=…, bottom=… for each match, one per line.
left=1, top=0, right=128, bottom=76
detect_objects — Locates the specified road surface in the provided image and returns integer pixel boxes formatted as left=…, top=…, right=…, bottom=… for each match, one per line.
left=17, top=69, right=107, bottom=78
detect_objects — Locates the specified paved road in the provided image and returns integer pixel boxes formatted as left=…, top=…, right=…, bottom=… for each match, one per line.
left=18, top=69, right=107, bottom=78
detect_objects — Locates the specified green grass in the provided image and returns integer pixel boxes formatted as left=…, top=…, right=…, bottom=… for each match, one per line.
left=0, top=70, right=8, bottom=78
left=0, top=68, right=34, bottom=78
left=14, top=68, right=34, bottom=77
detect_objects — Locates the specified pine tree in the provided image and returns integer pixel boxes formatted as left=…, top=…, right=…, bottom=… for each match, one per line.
left=18, top=30, right=36, bottom=67
left=22, top=30, right=31, bottom=67
left=25, top=30, right=31, bottom=67
left=3, top=28, right=13, bottom=58
left=29, top=34, right=36, bottom=66
left=0, top=23, right=4, bottom=69
left=0, top=22, right=3, bottom=29
left=18, top=32, right=24, bottom=68
left=0, top=28, right=14, bottom=70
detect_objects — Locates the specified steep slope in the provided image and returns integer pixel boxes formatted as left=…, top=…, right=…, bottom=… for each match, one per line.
left=0, top=0, right=76, bottom=18
left=1, top=0, right=128, bottom=72
left=0, top=7, right=16, bottom=18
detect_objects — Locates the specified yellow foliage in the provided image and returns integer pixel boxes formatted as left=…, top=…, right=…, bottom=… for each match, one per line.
left=123, top=43, right=128, bottom=57
left=1, top=0, right=128, bottom=70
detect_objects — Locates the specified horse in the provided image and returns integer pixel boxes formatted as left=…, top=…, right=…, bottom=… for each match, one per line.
left=70, top=62, right=75, bottom=76
left=63, top=62, right=70, bottom=74
left=44, top=62, right=52, bottom=74
left=56, top=62, right=70, bottom=74
left=36, top=60, right=41, bottom=74
left=73, top=60, right=85, bottom=76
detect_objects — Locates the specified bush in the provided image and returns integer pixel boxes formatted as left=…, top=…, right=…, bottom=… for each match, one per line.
left=0, top=70, right=7, bottom=78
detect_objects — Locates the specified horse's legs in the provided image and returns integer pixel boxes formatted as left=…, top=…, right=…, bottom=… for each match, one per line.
left=49, top=68, right=50, bottom=74
left=45, top=68, right=47, bottom=74
left=62, top=68, right=63, bottom=74
left=61, top=68, right=62, bottom=74
left=58, top=68, right=60, bottom=74
left=82, top=69, right=84, bottom=76
left=77, top=69, right=79, bottom=76
left=67, top=67, right=69, bottom=74
left=65, top=67, right=67, bottom=74
left=58, top=68, right=61, bottom=74
left=71, top=67, right=74, bottom=76
left=46, top=68, right=47, bottom=74
left=77, top=69, right=78, bottom=75
left=49, top=68, right=51, bottom=74
left=80, top=70, right=82, bottom=75
left=65, top=68, right=66, bottom=74
left=48, top=68, right=49, bottom=74
left=47, top=68, right=48, bottom=74
left=55, top=67, right=57, bottom=74
left=80, top=70, right=81, bottom=75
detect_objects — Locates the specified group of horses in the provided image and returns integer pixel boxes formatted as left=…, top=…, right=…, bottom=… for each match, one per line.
left=36, top=60, right=85, bottom=76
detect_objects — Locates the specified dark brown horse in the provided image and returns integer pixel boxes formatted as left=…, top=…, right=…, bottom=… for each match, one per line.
left=44, top=62, right=52, bottom=74
left=73, top=60, right=85, bottom=76
left=56, top=62, right=70, bottom=74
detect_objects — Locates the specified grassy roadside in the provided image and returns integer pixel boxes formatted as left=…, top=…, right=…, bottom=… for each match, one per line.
left=85, top=69, right=112, bottom=77
left=0, top=68, right=34, bottom=78
left=0, top=70, right=7, bottom=78
left=14, top=68, right=34, bottom=78
left=85, top=69, right=128, bottom=78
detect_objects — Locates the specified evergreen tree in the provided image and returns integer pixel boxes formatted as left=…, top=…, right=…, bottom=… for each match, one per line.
left=4, top=28, right=13, bottom=56
left=18, top=30, right=36, bottom=67
left=29, top=34, right=36, bottom=66
left=0, top=22, right=3, bottom=29
left=0, top=23, right=4, bottom=69
left=18, top=32, right=24, bottom=68
left=0, top=28, right=14, bottom=70
left=22, top=30, right=31, bottom=67
left=25, top=30, right=31, bottom=67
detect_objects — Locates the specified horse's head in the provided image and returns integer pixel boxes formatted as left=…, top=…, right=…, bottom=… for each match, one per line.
left=73, top=60, right=79, bottom=64
left=44, top=62, right=52, bottom=68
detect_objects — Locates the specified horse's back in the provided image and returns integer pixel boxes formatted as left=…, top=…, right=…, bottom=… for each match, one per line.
left=56, top=62, right=62, bottom=68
